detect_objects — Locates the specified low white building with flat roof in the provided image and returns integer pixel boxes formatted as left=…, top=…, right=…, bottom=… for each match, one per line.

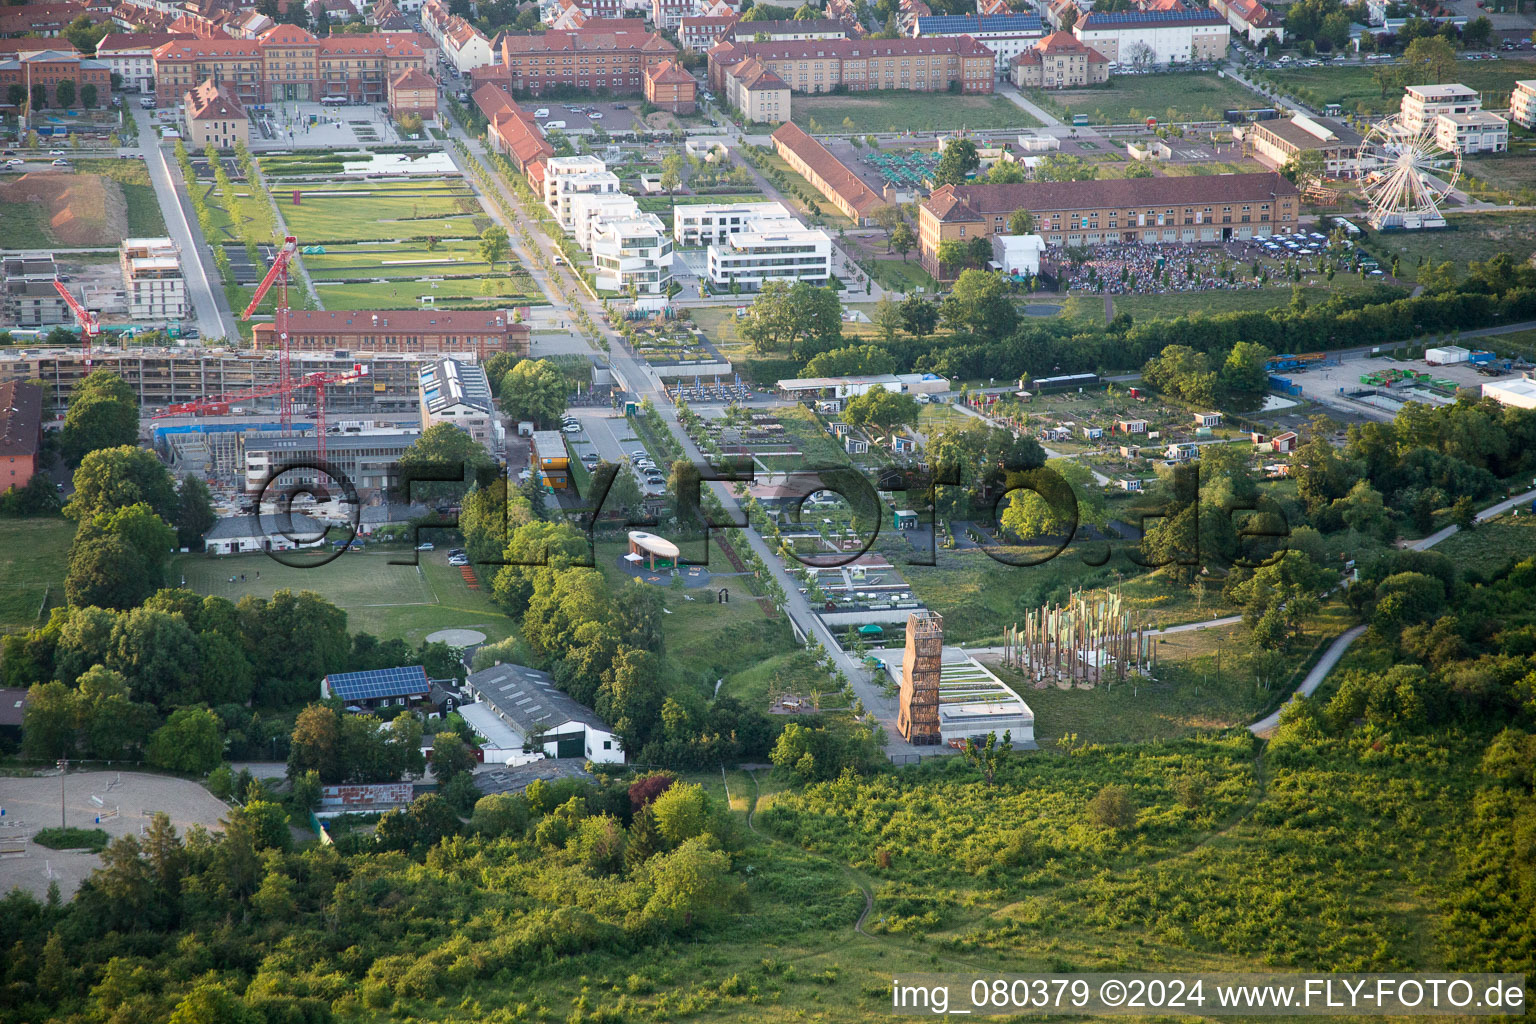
left=1434, top=110, right=1508, bottom=154
left=705, top=209, right=833, bottom=291
left=674, top=200, right=797, bottom=247
left=875, top=647, right=1035, bottom=746
left=1482, top=378, right=1536, bottom=410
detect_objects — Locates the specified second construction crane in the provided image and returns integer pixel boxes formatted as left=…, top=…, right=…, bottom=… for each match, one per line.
left=153, top=235, right=368, bottom=462
left=52, top=279, right=100, bottom=371
left=244, top=234, right=300, bottom=431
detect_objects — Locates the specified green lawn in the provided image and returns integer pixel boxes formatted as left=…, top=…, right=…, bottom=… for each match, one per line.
left=590, top=540, right=800, bottom=691
left=866, top=257, right=939, bottom=294
left=1257, top=56, right=1536, bottom=116
left=1359, top=211, right=1536, bottom=282
left=792, top=91, right=1041, bottom=133
left=72, top=159, right=167, bottom=237
left=314, top=277, right=543, bottom=310
left=279, top=181, right=488, bottom=243
left=1028, top=72, right=1262, bottom=125
left=171, top=547, right=515, bottom=646
left=0, top=191, right=53, bottom=249
left=0, top=517, right=75, bottom=630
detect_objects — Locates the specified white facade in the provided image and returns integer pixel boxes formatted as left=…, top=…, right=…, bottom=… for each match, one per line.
left=445, top=26, right=495, bottom=73
left=570, top=192, right=645, bottom=249
left=1399, top=82, right=1481, bottom=133
left=1434, top=110, right=1508, bottom=154
left=674, top=200, right=796, bottom=247
left=911, top=14, right=1045, bottom=74
left=705, top=212, right=833, bottom=290
left=1072, top=15, right=1229, bottom=64
left=1482, top=378, right=1536, bottom=410
left=591, top=212, right=674, bottom=295
left=990, top=233, right=1044, bottom=276
left=1511, top=80, right=1536, bottom=130
left=96, top=42, right=160, bottom=92
left=119, top=237, right=187, bottom=320
left=543, top=156, right=622, bottom=228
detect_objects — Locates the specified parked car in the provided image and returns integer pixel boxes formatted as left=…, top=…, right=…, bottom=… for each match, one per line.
left=416, top=542, right=435, bottom=550
left=448, top=554, right=469, bottom=566
left=562, top=422, right=581, bottom=433
left=534, top=107, right=549, bottom=117
left=4, top=158, right=21, bottom=167
left=50, top=159, right=70, bottom=166
left=48, top=149, right=66, bottom=156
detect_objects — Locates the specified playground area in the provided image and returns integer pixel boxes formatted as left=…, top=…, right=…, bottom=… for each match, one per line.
left=0, top=770, right=231, bottom=898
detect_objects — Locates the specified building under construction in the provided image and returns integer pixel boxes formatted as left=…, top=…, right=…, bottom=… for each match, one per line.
left=897, top=610, right=944, bottom=745
left=0, top=345, right=464, bottom=413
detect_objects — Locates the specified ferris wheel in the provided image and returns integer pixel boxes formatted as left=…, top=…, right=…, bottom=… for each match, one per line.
left=1357, top=113, right=1460, bottom=230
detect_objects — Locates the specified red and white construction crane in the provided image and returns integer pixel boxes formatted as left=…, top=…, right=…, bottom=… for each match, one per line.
left=150, top=364, right=369, bottom=463
left=243, top=235, right=300, bottom=432
left=52, top=279, right=100, bottom=371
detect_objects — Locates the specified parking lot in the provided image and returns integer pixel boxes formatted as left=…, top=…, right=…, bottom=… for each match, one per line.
left=1285, top=350, right=1510, bottom=421
left=565, top=408, right=668, bottom=499
left=526, top=100, right=644, bottom=134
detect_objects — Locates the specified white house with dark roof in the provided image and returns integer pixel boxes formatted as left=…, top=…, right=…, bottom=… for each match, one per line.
left=203, top=512, right=327, bottom=554
left=464, top=662, right=624, bottom=763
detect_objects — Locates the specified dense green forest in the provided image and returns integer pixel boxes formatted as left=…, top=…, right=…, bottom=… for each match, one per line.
left=2, top=546, right=1531, bottom=1022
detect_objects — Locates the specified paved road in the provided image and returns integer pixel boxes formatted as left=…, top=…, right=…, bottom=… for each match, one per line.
left=443, top=112, right=936, bottom=755
left=133, top=108, right=242, bottom=341
left=1247, top=485, right=1536, bottom=735
left=996, top=83, right=1063, bottom=128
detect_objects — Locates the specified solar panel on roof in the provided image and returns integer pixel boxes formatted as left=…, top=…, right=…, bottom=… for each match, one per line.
left=324, top=665, right=429, bottom=701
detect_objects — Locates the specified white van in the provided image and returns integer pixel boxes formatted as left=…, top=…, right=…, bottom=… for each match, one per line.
left=534, top=107, right=549, bottom=117
left=542, top=120, right=566, bottom=130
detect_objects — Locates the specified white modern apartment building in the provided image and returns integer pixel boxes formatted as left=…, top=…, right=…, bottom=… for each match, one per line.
left=674, top=200, right=795, bottom=247
left=705, top=208, right=832, bottom=290
left=1399, top=83, right=1481, bottom=133
left=119, top=237, right=187, bottom=320
left=543, top=156, right=623, bottom=229
left=1512, top=79, right=1536, bottom=129
left=1434, top=109, right=1508, bottom=154
left=591, top=212, right=674, bottom=296
left=570, top=192, right=648, bottom=250
left=97, top=33, right=191, bottom=92
left=418, top=356, right=501, bottom=452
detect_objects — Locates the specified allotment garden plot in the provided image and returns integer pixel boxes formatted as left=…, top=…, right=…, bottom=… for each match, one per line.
left=272, top=177, right=544, bottom=310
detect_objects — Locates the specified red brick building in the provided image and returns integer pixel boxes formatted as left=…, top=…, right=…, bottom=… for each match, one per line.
left=480, top=19, right=675, bottom=96
left=0, top=48, right=112, bottom=109
left=475, top=82, right=554, bottom=187
left=153, top=24, right=426, bottom=106
left=643, top=57, right=696, bottom=113
left=0, top=381, right=43, bottom=495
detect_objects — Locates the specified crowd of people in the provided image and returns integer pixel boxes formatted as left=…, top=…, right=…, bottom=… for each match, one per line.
left=1044, top=237, right=1343, bottom=296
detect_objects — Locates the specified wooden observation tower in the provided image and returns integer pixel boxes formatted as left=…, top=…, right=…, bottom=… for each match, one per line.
left=897, top=610, right=943, bottom=745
